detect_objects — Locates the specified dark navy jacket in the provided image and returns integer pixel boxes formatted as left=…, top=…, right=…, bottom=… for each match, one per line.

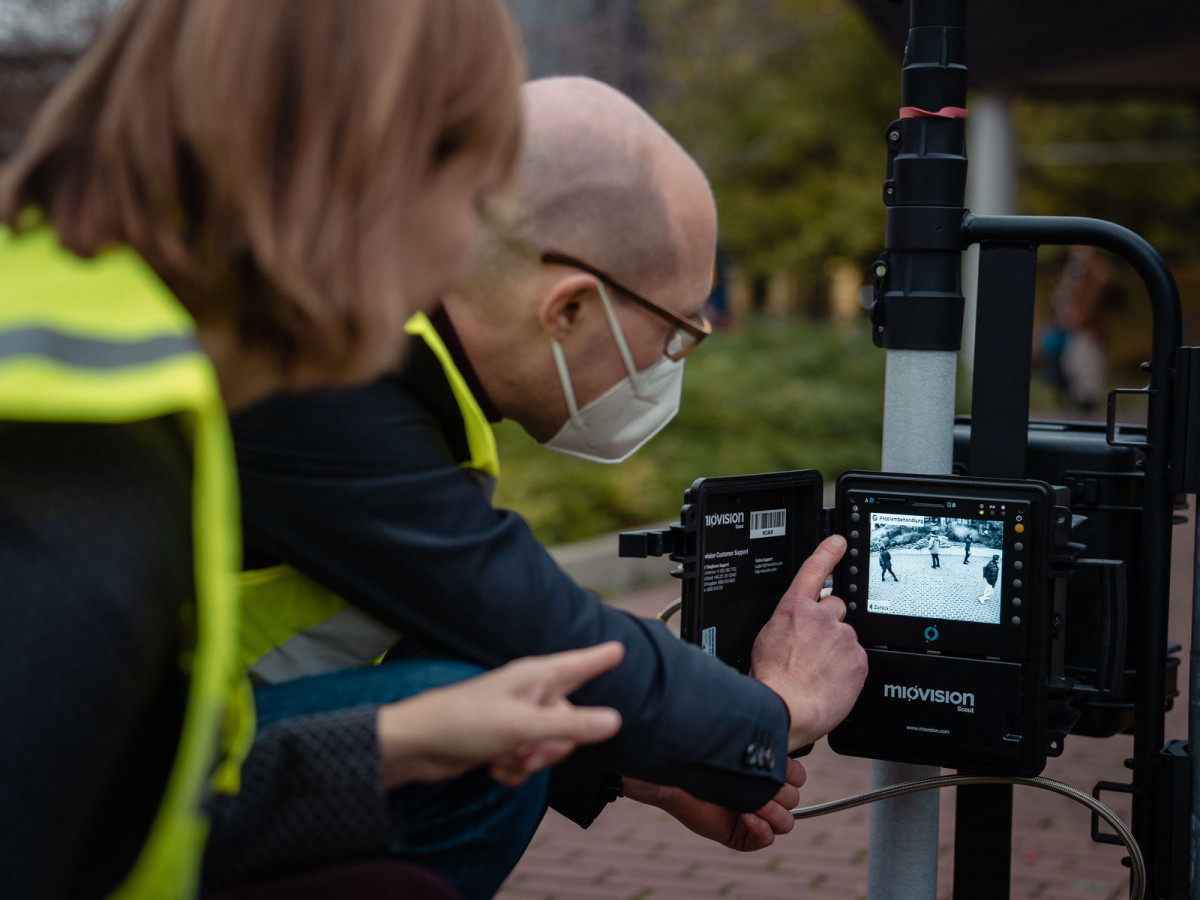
left=230, top=314, right=790, bottom=823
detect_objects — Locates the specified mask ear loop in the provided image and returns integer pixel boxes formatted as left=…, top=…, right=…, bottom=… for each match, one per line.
left=550, top=338, right=586, bottom=429
left=595, top=281, right=645, bottom=393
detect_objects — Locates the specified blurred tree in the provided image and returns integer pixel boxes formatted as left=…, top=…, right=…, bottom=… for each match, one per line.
left=637, top=0, right=900, bottom=280
left=1014, top=96, right=1200, bottom=261
left=636, top=1, right=1200, bottom=280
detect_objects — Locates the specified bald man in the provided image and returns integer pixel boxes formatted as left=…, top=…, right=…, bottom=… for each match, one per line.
left=228, top=77, right=865, bottom=895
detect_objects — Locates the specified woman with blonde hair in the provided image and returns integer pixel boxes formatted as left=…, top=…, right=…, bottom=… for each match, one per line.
left=0, top=3, right=620, bottom=899
left=2, top=0, right=525, bottom=396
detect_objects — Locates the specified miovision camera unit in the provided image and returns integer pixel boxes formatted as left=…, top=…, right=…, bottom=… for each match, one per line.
left=828, top=471, right=1065, bottom=776
left=622, top=469, right=1080, bottom=776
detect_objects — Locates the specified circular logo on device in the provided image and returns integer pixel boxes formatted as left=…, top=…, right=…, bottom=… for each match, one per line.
left=924, top=625, right=939, bottom=643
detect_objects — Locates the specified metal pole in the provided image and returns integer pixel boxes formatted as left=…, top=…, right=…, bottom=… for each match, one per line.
left=868, top=2, right=967, bottom=895
left=961, top=91, right=1018, bottom=378
left=869, top=351, right=957, bottom=899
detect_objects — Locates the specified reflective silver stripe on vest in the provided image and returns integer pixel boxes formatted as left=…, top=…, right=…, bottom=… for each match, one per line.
left=0, top=327, right=197, bottom=367
left=247, top=606, right=403, bottom=686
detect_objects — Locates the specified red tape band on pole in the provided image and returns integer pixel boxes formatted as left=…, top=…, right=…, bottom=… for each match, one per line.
left=897, top=106, right=969, bottom=118
left=898, top=106, right=969, bottom=119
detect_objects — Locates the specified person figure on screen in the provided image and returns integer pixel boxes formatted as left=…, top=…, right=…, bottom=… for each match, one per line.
left=927, top=533, right=941, bottom=569
left=980, top=554, right=1000, bottom=603
left=963, top=532, right=973, bottom=565
left=879, top=546, right=899, bottom=582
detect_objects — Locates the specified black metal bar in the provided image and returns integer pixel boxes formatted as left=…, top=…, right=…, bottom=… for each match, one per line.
left=951, top=242, right=1040, bottom=898
left=968, top=243, right=1037, bottom=480
left=1157, top=741, right=1191, bottom=898
left=952, top=783, right=1014, bottom=900
left=963, top=212, right=1182, bottom=899
left=1192, top=513, right=1200, bottom=900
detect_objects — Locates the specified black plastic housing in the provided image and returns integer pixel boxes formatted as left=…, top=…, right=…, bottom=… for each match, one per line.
left=828, top=471, right=1061, bottom=776
left=952, top=418, right=1179, bottom=736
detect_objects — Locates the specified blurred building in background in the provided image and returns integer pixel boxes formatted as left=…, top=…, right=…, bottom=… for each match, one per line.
left=509, top=0, right=647, bottom=101
left=0, top=0, right=118, bottom=157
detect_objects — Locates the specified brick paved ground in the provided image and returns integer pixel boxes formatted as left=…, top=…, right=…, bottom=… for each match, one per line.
left=503, top=507, right=1194, bottom=899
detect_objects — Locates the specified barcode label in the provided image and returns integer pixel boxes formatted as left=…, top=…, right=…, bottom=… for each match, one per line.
left=701, top=626, right=717, bottom=656
left=750, top=508, right=786, bottom=539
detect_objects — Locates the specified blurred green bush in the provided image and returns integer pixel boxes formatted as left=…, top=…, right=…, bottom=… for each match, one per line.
left=492, top=315, right=888, bottom=545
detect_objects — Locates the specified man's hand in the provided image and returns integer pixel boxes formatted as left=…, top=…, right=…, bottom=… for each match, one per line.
left=623, top=758, right=805, bottom=851
left=751, top=535, right=868, bottom=751
left=377, top=642, right=625, bottom=789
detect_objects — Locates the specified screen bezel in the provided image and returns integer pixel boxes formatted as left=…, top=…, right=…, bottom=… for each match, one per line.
left=835, top=474, right=1052, bottom=661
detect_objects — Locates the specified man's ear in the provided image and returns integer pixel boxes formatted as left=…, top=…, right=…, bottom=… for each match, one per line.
left=537, top=273, right=600, bottom=341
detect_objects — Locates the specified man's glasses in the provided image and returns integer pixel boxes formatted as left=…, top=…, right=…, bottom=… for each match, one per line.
left=541, top=251, right=712, bottom=361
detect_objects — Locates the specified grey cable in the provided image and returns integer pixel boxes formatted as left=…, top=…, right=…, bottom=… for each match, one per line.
left=656, top=598, right=682, bottom=623
left=791, top=772, right=1144, bottom=899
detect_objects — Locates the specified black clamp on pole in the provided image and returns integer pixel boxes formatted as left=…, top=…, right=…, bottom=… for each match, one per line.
left=870, top=0, right=968, bottom=352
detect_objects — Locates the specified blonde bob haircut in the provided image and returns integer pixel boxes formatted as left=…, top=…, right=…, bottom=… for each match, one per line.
left=0, top=0, right=524, bottom=384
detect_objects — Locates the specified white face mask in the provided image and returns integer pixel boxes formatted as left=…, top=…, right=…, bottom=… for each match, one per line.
left=540, top=282, right=684, bottom=463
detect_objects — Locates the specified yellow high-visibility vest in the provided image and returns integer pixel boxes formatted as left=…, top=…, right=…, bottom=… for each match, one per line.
left=0, top=223, right=252, bottom=900
left=238, top=311, right=499, bottom=684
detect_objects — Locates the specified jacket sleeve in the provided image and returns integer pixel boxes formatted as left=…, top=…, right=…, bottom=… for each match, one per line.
left=231, top=380, right=790, bottom=816
left=202, top=706, right=394, bottom=891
